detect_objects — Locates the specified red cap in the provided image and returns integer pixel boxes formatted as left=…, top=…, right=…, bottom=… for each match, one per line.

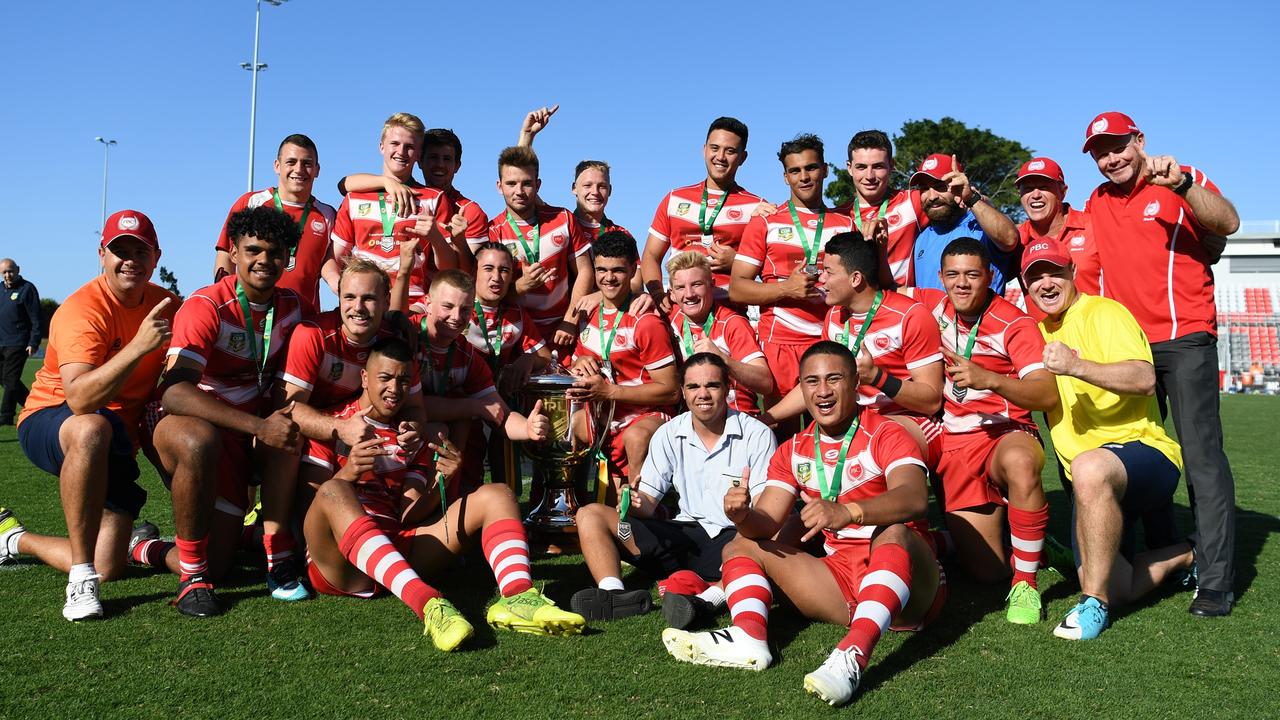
left=101, top=210, right=159, bottom=250
left=1082, top=111, right=1141, bottom=152
left=1016, top=157, right=1065, bottom=185
left=909, top=153, right=960, bottom=186
left=1020, top=240, right=1071, bottom=276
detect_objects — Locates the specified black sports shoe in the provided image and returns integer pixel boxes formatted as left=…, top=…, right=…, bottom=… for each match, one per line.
left=127, top=521, right=160, bottom=565
left=1189, top=588, right=1233, bottom=617
left=662, top=593, right=716, bottom=630
left=569, top=587, right=652, bottom=621
left=175, top=575, right=223, bottom=618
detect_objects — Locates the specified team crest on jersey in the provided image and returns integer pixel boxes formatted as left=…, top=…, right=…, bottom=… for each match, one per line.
left=874, top=334, right=891, bottom=351
left=357, top=203, right=372, bottom=217
left=1143, top=201, right=1160, bottom=218
left=551, top=232, right=564, bottom=248
left=8, top=292, right=16, bottom=301
left=727, top=209, right=742, bottom=221
left=229, top=332, right=246, bottom=353
left=778, top=227, right=794, bottom=241
left=1070, top=235, right=1086, bottom=248
left=328, top=361, right=344, bottom=383
left=676, top=202, right=691, bottom=217
left=886, top=211, right=902, bottom=228
left=310, top=219, right=325, bottom=234
left=614, top=329, right=631, bottom=348
left=797, top=462, right=811, bottom=483
left=847, top=460, right=863, bottom=481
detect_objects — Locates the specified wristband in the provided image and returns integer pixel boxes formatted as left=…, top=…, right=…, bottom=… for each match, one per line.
left=870, top=367, right=884, bottom=386
left=878, top=373, right=903, bottom=398
left=1173, top=172, right=1194, bottom=196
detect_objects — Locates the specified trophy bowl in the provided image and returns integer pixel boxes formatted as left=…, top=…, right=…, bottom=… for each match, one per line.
left=517, top=369, right=614, bottom=533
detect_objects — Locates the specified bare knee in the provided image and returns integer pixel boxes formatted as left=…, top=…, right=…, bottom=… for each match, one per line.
left=1070, top=451, right=1119, bottom=504
left=155, top=416, right=220, bottom=469
left=722, top=534, right=765, bottom=564
left=59, top=413, right=113, bottom=459
left=874, top=523, right=915, bottom=549
left=575, top=503, right=612, bottom=533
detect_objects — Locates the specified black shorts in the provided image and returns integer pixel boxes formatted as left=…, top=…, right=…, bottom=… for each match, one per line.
left=18, top=403, right=146, bottom=519
left=1070, top=440, right=1180, bottom=561
left=626, top=518, right=736, bottom=581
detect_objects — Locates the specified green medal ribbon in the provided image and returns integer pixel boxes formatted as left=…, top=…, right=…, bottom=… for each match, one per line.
left=430, top=343, right=456, bottom=396
left=598, top=302, right=625, bottom=364
left=680, top=312, right=716, bottom=357
left=698, top=182, right=732, bottom=236
left=474, top=300, right=503, bottom=365
left=235, top=281, right=275, bottom=393
left=504, top=210, right=540, bottom=263
left=377, top=192, right=396, bottom=239
left=618, top=484, right=632, bottom=523
left=271, top=188, right=313, bottom=261
left=841, top=290, right=884, bottom=355
left=813, top=416, right=861, bottom=502
left=955, top=302, right=990, bottom=360
left=852, top=196, right=889, bottom=235
left=787, top=200, right=825, bottom=266
left=431, top=450, right=448, bottom=535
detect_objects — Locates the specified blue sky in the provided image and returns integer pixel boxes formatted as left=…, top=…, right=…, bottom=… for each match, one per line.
left=3, top=0, right=1277, bottom=302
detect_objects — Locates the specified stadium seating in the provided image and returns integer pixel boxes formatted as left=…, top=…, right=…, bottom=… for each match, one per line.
left=1216, top=284, right=1280, bottom=383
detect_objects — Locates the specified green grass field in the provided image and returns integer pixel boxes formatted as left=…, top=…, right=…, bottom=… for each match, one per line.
left=1, top=356, right=1277, bottom=719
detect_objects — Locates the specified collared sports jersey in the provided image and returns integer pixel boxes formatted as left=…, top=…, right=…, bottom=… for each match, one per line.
left=823, top=290, right=944, bottom=417
left=911, top=210, right=1018, bottom=294
left=1017, top=206, right=1100, bottom=320
left=667, top=304, right=765, bottom=413
left=439, top=187, right=490, bottom=249
left=302, top=399, right=429, bottom=521
left=486, top=204, right=591, bottom=334
left=836, top=189, right=927, bottom=289
left=465, top=302, right=546, bottom=366
left=280, top=310, right=421, bottom=409
left=575, top=303, right=676, bottom=424
left=648, top=181, right=762, bottom=297
left=736, top=204, right=855, bottom=344
left=1085, top=166, right=1221, bottom=342
left=909, top=288, right=1046, bottom=433
left=215, top=188, right=337, bottom=316
left=167, top=276, right=303, bottom=414
left=417, top=335, right=499, bottom=401
left=765, top=412, right=928, bottom=551
left=332, top=187, right=445, bottom=302
left=1039, top=294, right=1182, bottom=477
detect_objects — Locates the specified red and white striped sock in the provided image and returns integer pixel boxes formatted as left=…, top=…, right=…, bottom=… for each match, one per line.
left=338, top=515, right=440, bottom=619
left=131, top=539, right=174, bottom=569
left=722, top=556, right=772, bottom=641
left=481, top=518, right=533, bottom=597
left=837, top=542, right=912, bottom=671
left=1008, top=504, right=1049, bottom=588
left=262, top=531, right=295, bottom=572
left=175, top=536, right=209, bottom=583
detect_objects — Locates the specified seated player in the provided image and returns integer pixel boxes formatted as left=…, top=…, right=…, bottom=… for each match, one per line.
left=150, top=206, right=305, bottom=617
left=569, top=354, right=776, bottom=623
left=1, top=210, right=177, bottom=621
left=909, top=239, right=1059, bottom=623
left=300, top=336, right=583, bottom=649
left=667, top=252, right=772, bottom=413
left=466, top=242, right=552, bottom=394
left=1023, top=243, right=1193, bottom=640
left=568, top=232, right=680, bottom=490
left=663, top=342, right=945, bottom=707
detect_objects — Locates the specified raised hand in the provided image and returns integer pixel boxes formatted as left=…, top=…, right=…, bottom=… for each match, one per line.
left=427, top=431, right=461, bottom=480
left=514, top=261, right=555, bottom=293
left=385, top=177, right=416, bottom=219
left=855, top=344, right=878, bottom=385
left=781, top=261, right=820, bottom=301
left=396, top=420, right=423, bottom=457
left=335, top=404, right=375, bottom=446
left=525, top=399, right=550, bottom=442
left=447, top=210, right=468, bottom=241
left=943, top=154, right=973, bottom=207
left=707, top=242, right=736, bottom=272
left=941, top=346, right=996, bottom=392
left=258, top=401, right=301, bottom=452
left=130, top=297, right=173, bottom=355
left=1042, top=340, right=1080, bottom=376
left=1139, top=148, right=1184, bottom=189
left=799, top=492, right=854, bottom=542
left=723, top=467, right=751, bottom=523
left=520, top=104, right=560, bottom=143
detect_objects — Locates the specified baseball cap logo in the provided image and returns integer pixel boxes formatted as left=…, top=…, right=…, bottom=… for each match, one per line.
left=922, top=157, right=938, bottom=171
left=1028, top=160, right=1045, bottom=171
left=1092, top=118, right=1108, bottom=133
left=119, top=216, right=139, bottom=230
left=1029, top=241, right=1052, bottom=254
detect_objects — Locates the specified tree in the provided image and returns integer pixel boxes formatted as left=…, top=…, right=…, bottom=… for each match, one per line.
left=159, top=266, right=183, bottom=300
left=39, top=298, right=59, bottom=339
left=825, top=117, right=1034, bottom=220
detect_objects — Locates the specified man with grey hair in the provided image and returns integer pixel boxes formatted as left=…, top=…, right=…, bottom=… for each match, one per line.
left=0, top=258, right=41, bottom=425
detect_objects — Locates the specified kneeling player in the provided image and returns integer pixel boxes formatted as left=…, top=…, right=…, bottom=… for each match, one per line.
left=302, top=337, right=584, bottom=649
left=663, top=342, right=944, bottom=707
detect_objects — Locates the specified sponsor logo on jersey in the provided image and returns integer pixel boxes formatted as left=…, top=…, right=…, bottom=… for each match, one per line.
left=797, top=462, right=811, bottom=483
left=806, top=219, right=818, bottom=229
left=229, top=332, right=246, bottom=353
left=823, top=448, right=839, bottom=461
left=328, top=361, right=344, bottom=383
left=676, top=202, right=691, bottom=216
left=777, top=227, right=794, bottom=241
left=356, top=351, right=368, bottom=362
left=1143, top=201, right=1160, bottom=218
left=357, top=202, right=372, bottom=217
left=9, top=292, right=16, bottom=301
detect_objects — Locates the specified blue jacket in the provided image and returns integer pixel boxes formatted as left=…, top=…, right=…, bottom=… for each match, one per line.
left=1, top=277, right=41, bottom=348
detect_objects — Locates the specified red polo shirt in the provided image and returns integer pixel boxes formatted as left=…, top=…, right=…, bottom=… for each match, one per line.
left=1018, top=205, right=1101, bottom=321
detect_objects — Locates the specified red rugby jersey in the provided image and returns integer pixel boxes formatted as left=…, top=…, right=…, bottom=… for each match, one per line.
left=765, top=412, right=928, bottom=552
left=574, top=304, right=676, bottom=425
left=667, top=304, right=765, bottom=413
left=736, top=204, right=855, bottom=344
left=1085, top=165, right=1222, bottom=342
left=332, top=187, right=445, bottom=303
left=167, top=276, right=303, bottom=414
left=439, top=187, right=490, bottom=250
left=280, top=310, right=421, bottom=409
left=465, top=302, right=547, bottom=366
left=835, top=189, right=926, bottom=289
left=648, top=182, right=762, bottom=297
left=580, top=218, right=632, bottom=243
left=417, top=336, right=499, bottom=401
left=910, top=288, right=1045, bottom=433
left=486, top=204, right=591, bottom=334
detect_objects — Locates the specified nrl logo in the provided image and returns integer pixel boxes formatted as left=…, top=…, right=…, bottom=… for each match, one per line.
left=676, top=202, right=691, bottom=216
left=797, top=462, right=811, bottom=483
left=228, top=332, right=246, bottom=353
left=329, top=361, right=344, bottom=383
left=778, top=227, right=794, bottom=240
left=357, top=203, right=372, bottom=217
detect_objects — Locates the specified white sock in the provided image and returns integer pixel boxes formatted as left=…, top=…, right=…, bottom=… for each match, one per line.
left=3, top=528, right=25, bottom=556
left=69, top=563, right=96, bottom=583
left=697, top=585, right=726, bottom=607
left=598, top=576, right=625, bottom=592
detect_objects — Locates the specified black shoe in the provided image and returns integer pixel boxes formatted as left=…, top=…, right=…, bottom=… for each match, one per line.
left=127, top=521, right=160, bottom=565
left=1189, top=588, right=1233, bottom=617
left=176, top=575, right=223, bottom=618
left=662, top=593, right=716, bottom=630
left=569, top=587, right=652, bottom=621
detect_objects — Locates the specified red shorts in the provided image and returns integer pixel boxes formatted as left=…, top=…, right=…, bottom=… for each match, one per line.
left=820, top=530, right=946, bottom=631
left=885, top=412, right=944, bottom=470
left=307, top=514, right=415, bottom=598
left=213, top=429, right=254, bottom=516
left=606, top=410, right=671, bottom=479
left=936, top=424, right=1040, bottom=513
left=761, top=341, right=808, bottom=397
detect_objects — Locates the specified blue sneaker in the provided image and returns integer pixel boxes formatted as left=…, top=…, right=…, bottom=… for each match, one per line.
left=266, top=557, right=311, bottom=602
left=1053, top=596, right=1109, bottom=640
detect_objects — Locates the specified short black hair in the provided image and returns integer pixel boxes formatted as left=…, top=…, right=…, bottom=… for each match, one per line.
left=800, top=340, right=855, bottom=375
left=846, top=130, right=892, bottom=161
left=941, top=237, right=992, bottom=267
left=707, top=116, right=749, bottom=150
left=369, top=335, right=414, bottom=364
left=593, top=230, right=638, bottom=264
left=474, top=241, right=515, bottom=264
left=278, top=133, right=318, bottom=159
left=680, top=352, right=729, bottom=385
left=425, top=128, right=462, bottom=162
left=778, top=133, right=824, bottom=164
left=823, top=231, right=879, bottom=288
left=226, top=206, right=300, bottom=254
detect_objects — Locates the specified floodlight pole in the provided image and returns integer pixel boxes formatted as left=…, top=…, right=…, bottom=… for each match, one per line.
left=95, top=137, right=117, bottom=231
left=242, top=0, right=286, bottom=191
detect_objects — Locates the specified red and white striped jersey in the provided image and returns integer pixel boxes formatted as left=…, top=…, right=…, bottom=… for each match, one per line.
left=332, top=187, right=445, bottom=303
left=279, top=310, right=421, bottom=409
left=736, top=204, right=855, bottom=344
left=836, top=189, right=926, bottom=288
left=909, top=288, right=1046, bottom=433
left=167, top=276, right=304, bottom=414
left=823, top=290, right=944, bottom=418
left=666, top=304, right=765, bottom=414
left=439, top=187, right=489, bottom=250
left=417, top=336, right=499, bottom=401
left=648, top=182, right=762, bottom=297
left=575, top=304, right=677, bottom=424
left=465, top=303, right=546, bottom=366
left=302, top=399, right=429, bottom=521
left=486, top=204, right=591, bottom=335
left=215, top=188, right=337, bottom=316
left=765, top=412, right=928, bottom=551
